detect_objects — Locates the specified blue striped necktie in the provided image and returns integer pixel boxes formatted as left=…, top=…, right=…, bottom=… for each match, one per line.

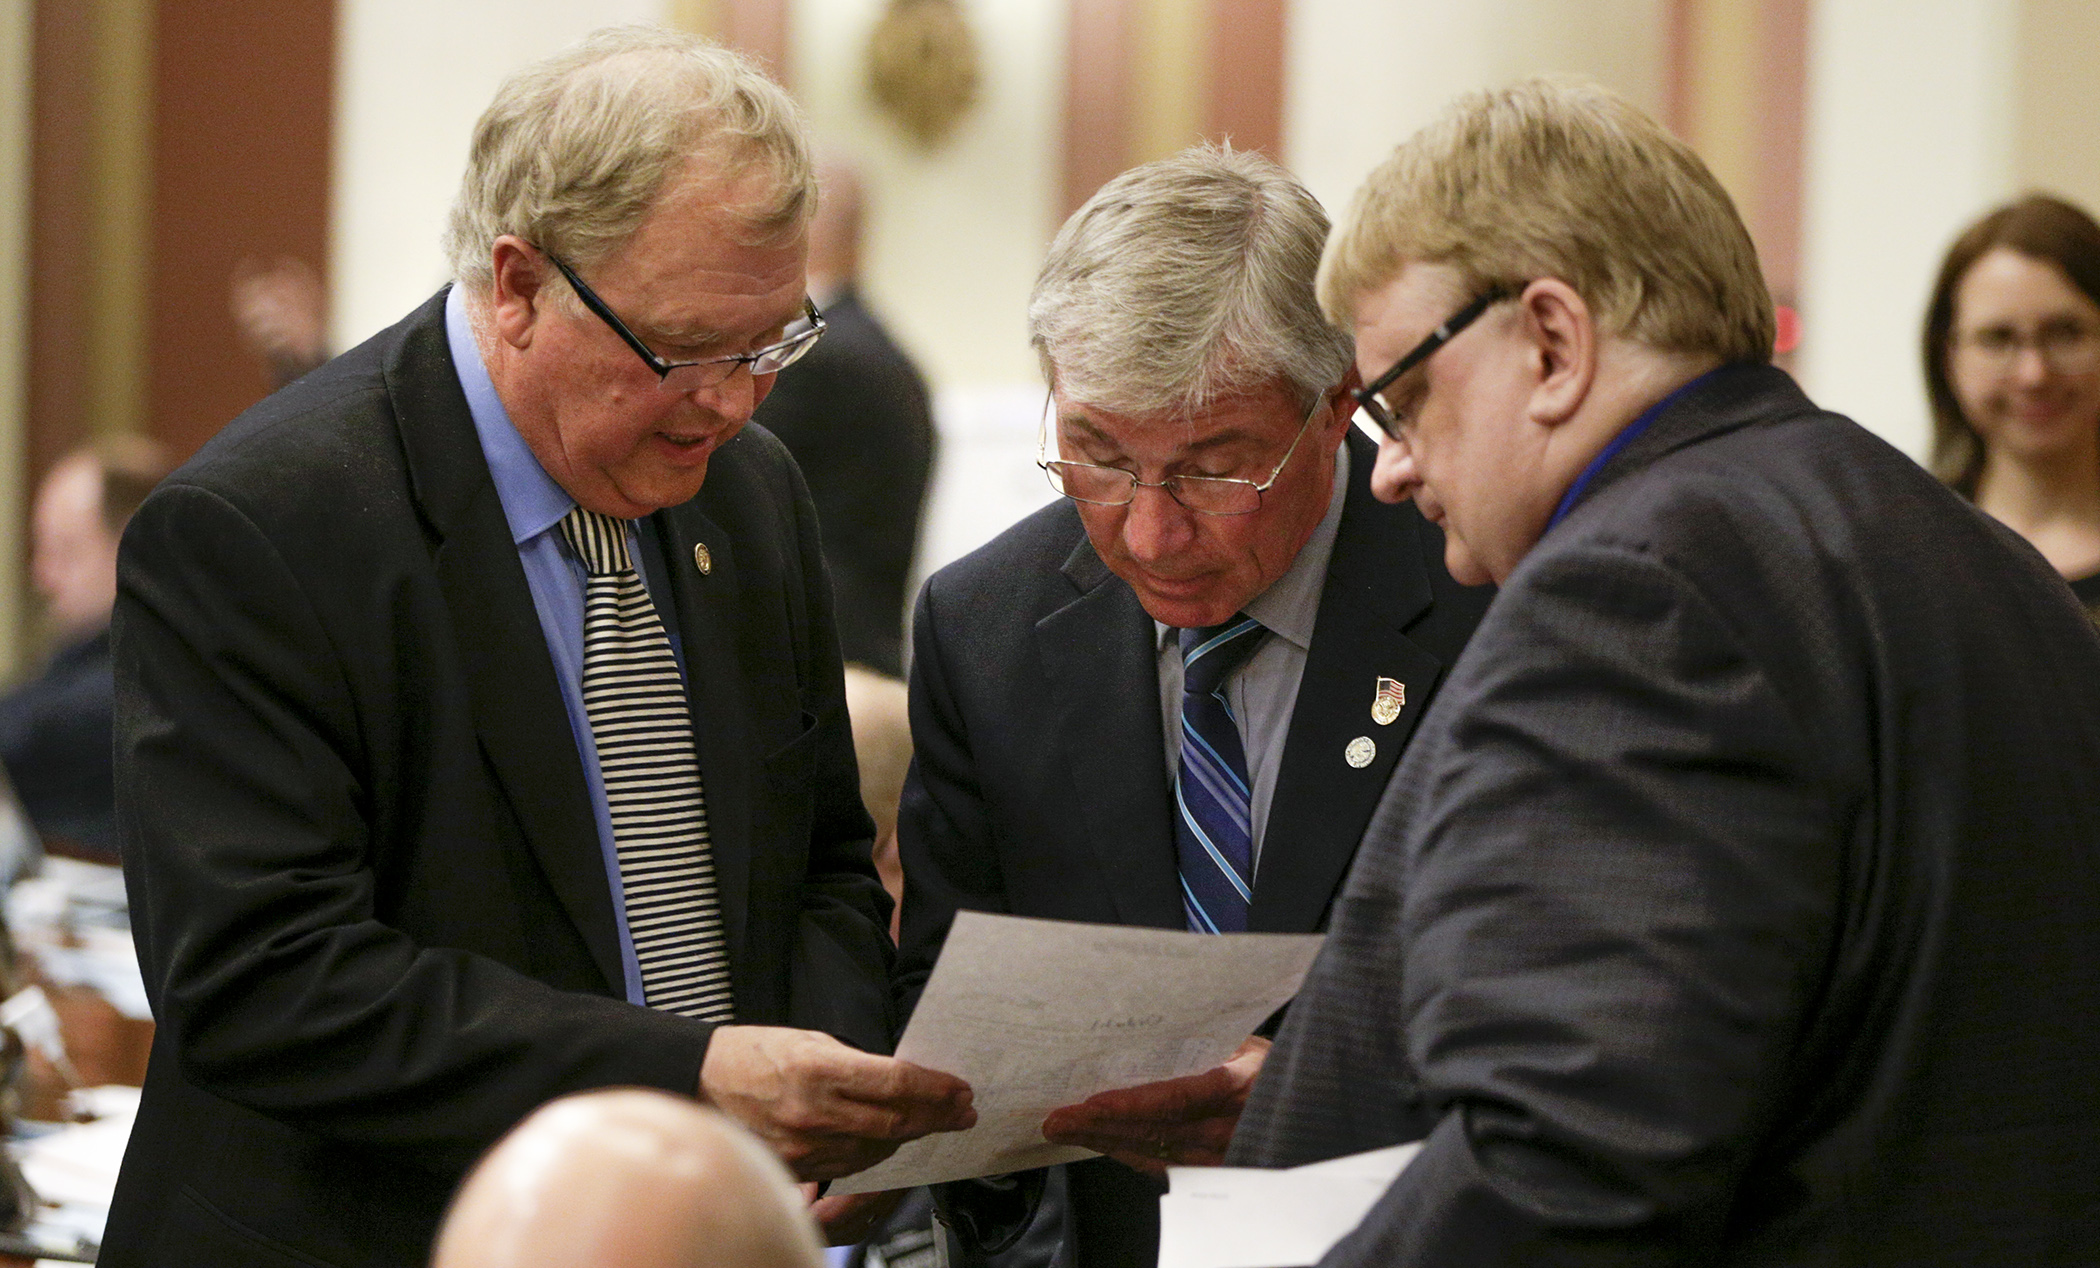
left=560, top=507, right=735, bottom=1022
left=1175, top=615, right=1267, bottom=933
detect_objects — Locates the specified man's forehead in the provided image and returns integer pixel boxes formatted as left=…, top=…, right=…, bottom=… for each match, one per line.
left=1052, top=386, right=1301, bottom=450
left=1352, top=261, right=1470, bottom=347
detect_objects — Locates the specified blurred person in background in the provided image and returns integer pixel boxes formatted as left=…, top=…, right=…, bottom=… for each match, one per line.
left=0, top=437, right=169, bottom=864
left=1925, top=193, right=2100, bottom=620
left=752, top=156, right=935, bottom=676
left=432, top=1089, right=826, bottom=1268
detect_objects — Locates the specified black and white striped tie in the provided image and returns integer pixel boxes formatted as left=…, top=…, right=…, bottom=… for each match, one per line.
left=559, top=507, right=734, bottom=1022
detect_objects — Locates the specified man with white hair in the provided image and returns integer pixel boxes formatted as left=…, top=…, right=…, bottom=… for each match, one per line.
left=1230, top=80, right=2100, bottom=1264
left=432, top=1090, right=826, bottom=1268
left=103, top=28, right=971, bottom=1268
left=893, top=146, right=1490, bottom=1267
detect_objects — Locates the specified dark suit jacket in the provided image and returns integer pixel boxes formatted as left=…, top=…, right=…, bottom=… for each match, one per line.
left=102, top=291, right=894, bottom=1268
left=896, top=428, right=1493, bottom=1267
left=753, top=289, right=935, bottom=676
left=0, top=628, right=115, bottom=860
left=1231, top=365, right=2100, bottom=1265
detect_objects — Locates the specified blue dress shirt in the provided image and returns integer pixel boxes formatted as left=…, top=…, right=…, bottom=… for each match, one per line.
left=445, top=284, right=688, bottom=1006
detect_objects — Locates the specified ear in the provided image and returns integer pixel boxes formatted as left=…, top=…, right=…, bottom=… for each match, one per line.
left=1515, top=278, right=1596, bottom=429
left=1318, top=368, right=1362, bottom=441
left=488, top=236, right=550, bottom=350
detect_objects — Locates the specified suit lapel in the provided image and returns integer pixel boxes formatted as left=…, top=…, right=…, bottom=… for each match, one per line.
left=1251, top=431, right=1451, bottom=933
left=1036, top=537, right=1184, bottom=929
left=649, top=505, right=756, bottom=983
left=391, top=291, right=625, bottom=995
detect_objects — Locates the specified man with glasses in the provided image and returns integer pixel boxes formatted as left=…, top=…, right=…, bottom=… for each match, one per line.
left=103, top=29, right=972, bottom=1268
left=1227, top=81, right=2100, bottom=1265
left=891, top=146, right=1491, bottom=1268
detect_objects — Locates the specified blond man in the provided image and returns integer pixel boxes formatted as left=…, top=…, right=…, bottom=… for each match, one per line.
left=1229, top=80, right=2100, bottom=1263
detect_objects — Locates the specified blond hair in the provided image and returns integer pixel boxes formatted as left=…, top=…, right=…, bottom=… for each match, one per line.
left=1319, top=78, right=1774, bottom=364
left=1029, top=144, right=1355, bottom=415
left=444, top=26, right=814, bottom=291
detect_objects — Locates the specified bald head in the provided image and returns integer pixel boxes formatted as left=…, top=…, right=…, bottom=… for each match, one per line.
left=433, top=1090, right=825, bottom=1268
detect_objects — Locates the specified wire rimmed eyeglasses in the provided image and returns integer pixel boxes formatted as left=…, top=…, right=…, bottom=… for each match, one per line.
left=1036, top=393, right=1326, bottom=516
left=542, top=249, right=825, bottom=394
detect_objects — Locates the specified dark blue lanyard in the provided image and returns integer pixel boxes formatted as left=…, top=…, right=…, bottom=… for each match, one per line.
left=1546, top=368, right=1721, bottom=531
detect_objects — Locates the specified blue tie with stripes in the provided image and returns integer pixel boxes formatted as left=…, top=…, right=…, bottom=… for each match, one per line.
left=1175, top=615, right=1267, bottom=933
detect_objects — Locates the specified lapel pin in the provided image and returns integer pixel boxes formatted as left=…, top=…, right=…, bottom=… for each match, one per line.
left=1372, top=677, right=1406, bottom=726
left=1345, top=736, right=1376, bottom=768
left=693, top=542, right=712, bottom=575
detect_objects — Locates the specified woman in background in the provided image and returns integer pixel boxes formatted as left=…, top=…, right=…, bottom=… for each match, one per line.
left=1925, top=193, right=2100, bottom=619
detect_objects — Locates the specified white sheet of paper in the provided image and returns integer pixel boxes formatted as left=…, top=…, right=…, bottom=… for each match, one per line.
left=829, top=912, right=1324, bottom=1195
left=1156, top=1142, right=1422, bottom=1268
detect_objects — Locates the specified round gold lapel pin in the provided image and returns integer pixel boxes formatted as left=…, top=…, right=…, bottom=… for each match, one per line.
left=693, top=542, right=713, bottom=575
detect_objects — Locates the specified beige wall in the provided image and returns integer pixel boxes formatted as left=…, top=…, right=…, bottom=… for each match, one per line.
left=330, top=0, right=665, bottom=349
left=1285, top=0, right=1668, bottom=233
left=2013, top=0, right=2100, bottom=220
left=790, top=0, right=1065, bottom=393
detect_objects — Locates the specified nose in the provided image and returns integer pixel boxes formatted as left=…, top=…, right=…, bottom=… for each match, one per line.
left=1369, top=432, right=1421, bottom=504
left=1120, top=483, right=1196, bottom=564
left=2010, top=343, right=2052, bottom=387
left=689, top=364, right=761, bottom=423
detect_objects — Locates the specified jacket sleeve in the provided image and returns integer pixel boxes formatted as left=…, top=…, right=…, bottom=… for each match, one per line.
left=115, top=481, right=715, bottom=1173
left=768, top=440, right=900, bottom=1055
left=890, top=570, right=1013, bottom=1022
left=1319, top=543, right=1845, bottom=1266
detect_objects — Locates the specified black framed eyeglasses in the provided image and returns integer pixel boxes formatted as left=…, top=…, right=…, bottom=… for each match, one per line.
left=1036, top=392, right=1327, bottom=516
left=542, top=250, right=825, bottom=394
left=1354, top=285, right=1518, bottom=438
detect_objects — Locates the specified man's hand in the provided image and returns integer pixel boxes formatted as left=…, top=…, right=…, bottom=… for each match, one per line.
left=699, top=1025, right=974, bottom=1181
left=1040, top=1035, right=1269, bottom=1175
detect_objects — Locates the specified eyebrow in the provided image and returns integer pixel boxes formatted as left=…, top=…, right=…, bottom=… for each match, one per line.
left=1057, top=415, right=1262, bottom=457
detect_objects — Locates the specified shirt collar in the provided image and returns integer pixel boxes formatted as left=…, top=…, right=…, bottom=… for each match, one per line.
left=1156, top=439, right=1351, bottom=654
left=1546, top=366, right=1723, bottom=533
left=447, top=284, right=576, bottom=545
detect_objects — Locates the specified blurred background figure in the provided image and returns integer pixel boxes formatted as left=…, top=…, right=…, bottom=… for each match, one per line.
left=230, top=255, right=330, bottom=389
left=755, top=155, right=936, bottom=677
left=0, top=438, right=169, bottom=865
left=1926, top=193, right=2100, bottom=620
left=842, top=666, right=911, bottom=940
left=432, top=1089, right=826, bottom=1268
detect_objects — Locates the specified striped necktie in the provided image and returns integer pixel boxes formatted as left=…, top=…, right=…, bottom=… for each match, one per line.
left=559, top=507, right=734, bottom=1022
left=1175, top=615, right=1267, bottom=934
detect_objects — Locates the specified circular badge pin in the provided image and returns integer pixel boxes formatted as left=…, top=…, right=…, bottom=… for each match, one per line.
left=693, top=542, right=713, bottom=575
left=1345, top=736, right=1376, bottom=768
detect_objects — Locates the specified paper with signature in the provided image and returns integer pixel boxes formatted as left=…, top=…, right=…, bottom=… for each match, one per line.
left=829, top=912, right=1324, bottom=1195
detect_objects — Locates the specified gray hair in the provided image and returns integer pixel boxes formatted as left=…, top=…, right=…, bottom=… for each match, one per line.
left=443, top=25, right=816, bottom=291
left=1028, top=145, right=1355, bottom=416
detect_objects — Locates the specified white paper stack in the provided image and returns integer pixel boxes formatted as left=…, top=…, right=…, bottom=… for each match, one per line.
left=1156, top=1142, right=1422, bottom=1268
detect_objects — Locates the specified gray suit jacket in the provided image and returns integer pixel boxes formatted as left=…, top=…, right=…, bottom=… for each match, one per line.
left=1230, top=364, right=2100, bottom=1264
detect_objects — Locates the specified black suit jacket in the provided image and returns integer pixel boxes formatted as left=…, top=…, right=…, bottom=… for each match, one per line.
left=753, top=289, right=935, bottom=676
left=102, top=292, right=893, bottom=1268
left=1232, top=365, right=2100, bottom=1265
left=896, top=428, right=1492, bottom=1267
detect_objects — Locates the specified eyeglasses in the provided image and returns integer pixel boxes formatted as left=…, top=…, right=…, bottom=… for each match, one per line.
left=1952, top=318, right=2100, bottom=376
left=542, top=250, right=825, bottom=393
left=1354, top=285, right=1517, bottom=438
left=1037, top=393, right=1326, bottom=516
